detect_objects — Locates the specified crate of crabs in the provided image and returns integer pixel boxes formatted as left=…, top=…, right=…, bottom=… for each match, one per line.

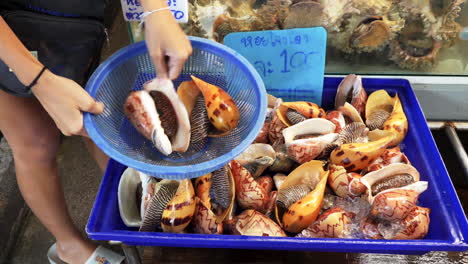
left=87, top=74, right=468, bottom=254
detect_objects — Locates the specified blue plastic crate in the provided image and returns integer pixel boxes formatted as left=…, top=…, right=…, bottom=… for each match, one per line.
left=86, top=77, right=468, bottom=255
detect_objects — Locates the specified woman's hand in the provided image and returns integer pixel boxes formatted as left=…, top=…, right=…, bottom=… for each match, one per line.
left=141, top=0, right=192, bottom=80
left=32, top=70, right=104, bottom=137
left=0, top=16, right=103, bottom=138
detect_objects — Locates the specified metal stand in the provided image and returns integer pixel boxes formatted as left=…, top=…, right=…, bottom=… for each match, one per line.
left=429, top=121, right=468, bottom=183
left=122, top=244, right=142, bottom=264
left=444, top=125, right=468, bottom=181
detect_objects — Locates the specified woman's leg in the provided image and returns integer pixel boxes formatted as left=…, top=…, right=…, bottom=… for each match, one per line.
left=0, top=90, right=95, bottom=264
left=83, top=137, right=109, bottom=172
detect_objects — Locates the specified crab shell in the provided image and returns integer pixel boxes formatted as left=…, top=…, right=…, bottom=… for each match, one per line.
left=364, top=147, right=411, bottom=173
left=269, top=102, right=326, bottom=144
left=328, top=164, right=364, bottom=198
left=392, top=206, right=430, bottom=240
left=296, top=207, right=355, bottom=238
left=235, top=143, right=276, bottom=178
left=330, top=133, right=395, bottom=172
left=234, top=209, right=287, bottom=237
left=366, top=90, right=408, bottom=147
left=275, top=160, right=330, bottom=233
left=370, top=181, right=428, bottom=221
left=144, top=79, right=191, bottom=153
left=161, top=179, right=196, bottom=233
left=335, top=74, right=368, bottom=117
left=190, top=75, right=240, bottom=136
left=230, top=160, right=269, bottom=214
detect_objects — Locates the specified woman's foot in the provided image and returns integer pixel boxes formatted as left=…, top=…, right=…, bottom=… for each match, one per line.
left=56, top=238, right=96, bottom=264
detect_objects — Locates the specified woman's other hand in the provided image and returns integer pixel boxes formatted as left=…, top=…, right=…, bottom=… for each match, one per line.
left=32, top=70, right=104, bottom=137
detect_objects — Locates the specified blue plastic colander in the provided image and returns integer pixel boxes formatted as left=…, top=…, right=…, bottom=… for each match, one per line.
left=84, top=37, right=267, bottom=179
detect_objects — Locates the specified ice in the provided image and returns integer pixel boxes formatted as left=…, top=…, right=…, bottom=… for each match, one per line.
left=331, top=196, right=373, bottom=239
left=322, top=193, right=338, bottom=211
left=377, top=221, right=404, bottom=239
left=333, top=196, right=371, bottom=221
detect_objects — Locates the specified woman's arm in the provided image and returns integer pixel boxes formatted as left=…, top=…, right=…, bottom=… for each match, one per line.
left=0, top=16, right=44, bottom=86
left=0, top=16, right=104, bottom=137
left=140, top=0, right=192, bottom=80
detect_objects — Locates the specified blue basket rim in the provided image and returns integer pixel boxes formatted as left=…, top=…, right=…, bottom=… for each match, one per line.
left=84, top=36, right=267, bottom=178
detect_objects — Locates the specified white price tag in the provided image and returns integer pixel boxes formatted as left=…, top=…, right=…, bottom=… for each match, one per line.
left=120, top=0, right=188, bottom=23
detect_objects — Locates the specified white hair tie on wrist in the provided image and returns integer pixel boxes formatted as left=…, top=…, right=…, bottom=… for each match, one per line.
left=136, top=7, right=171, bottom=36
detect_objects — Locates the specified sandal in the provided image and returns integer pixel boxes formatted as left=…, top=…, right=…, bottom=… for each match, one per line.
left=48, top=243, right=125, bottom=264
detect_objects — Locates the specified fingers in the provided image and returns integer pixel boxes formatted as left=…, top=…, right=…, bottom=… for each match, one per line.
left=151, top=49, right=169, bottom=80
left=81, top=101, right=105, bottom=115
left=168, top=47, right=192, bottom=80
left=168, top=56, right=186, bottom=80
left=57, top=109, right=86, bottom=137
left=77, top=91, right=105, bottom=114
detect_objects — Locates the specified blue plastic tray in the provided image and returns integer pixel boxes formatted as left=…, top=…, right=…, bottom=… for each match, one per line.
left=86, top=77, right=468, bottom=255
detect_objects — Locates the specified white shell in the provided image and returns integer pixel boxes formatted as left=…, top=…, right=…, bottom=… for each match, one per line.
left=139, top=91, right=172, bottom=155
left=360, top=163, right=421, bottom=202
left=370, top=181, right=428, bottom=204
left=282, top=118, right=336, bottom=145
left=139, top=172, right=159, bottom=219
left=118, top=168, right=143, bottom=227
left=289, top=133, right=339, bottom=147
left=144, top=78, right=191, bottom=153
left=235, top=143, right=276, bottom=163
left=339, top=102, right=364, bottom=123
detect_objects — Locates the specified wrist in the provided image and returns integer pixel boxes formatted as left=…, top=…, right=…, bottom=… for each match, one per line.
left=140, top=0, right=168, bottom=12
left=14, top=59, right=42, bottom=85
left=31, top=69, right=55, bottom=95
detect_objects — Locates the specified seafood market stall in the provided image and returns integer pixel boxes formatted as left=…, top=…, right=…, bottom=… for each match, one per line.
left=86, top=0, right=468, bottom=263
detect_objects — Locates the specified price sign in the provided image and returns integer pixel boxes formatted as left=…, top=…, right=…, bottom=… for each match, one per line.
left=224, top=27, right=327, bottom=105
left=120, top=0, right=188, bottom=23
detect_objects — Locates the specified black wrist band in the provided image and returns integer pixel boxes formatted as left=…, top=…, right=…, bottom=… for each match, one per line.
left=26, top=66, right=47, bottom=90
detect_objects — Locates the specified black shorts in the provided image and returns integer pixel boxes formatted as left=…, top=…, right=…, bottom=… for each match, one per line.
left=0, top=8, right=107, bottom=97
